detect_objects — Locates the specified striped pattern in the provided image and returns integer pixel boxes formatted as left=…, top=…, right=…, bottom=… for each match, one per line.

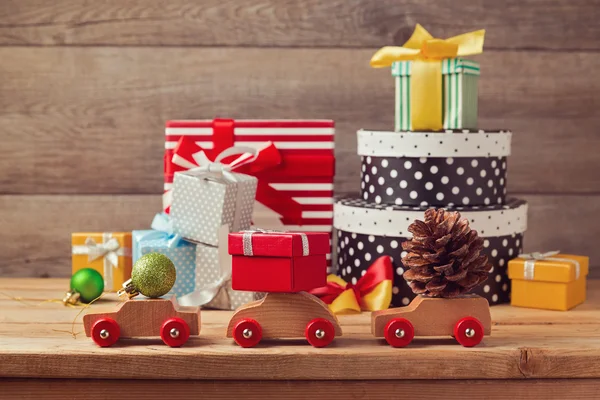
left=164, top=119, right=335, bottom=266
left=391, top=58, right=480, bottom=131
left=441, top=58, right=480, bottom=75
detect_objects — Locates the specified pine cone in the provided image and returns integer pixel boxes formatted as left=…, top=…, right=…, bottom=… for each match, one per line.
left=401, top=208, right=492, bottom=298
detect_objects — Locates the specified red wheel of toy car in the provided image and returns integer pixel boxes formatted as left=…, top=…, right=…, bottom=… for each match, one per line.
left=160, top=317, right=191, bottom=347
left=454, top=317, right=484, bottom=347
left=305, top=318, right=335, bottom=348
left=384, top=318, right=415, bottom=348
left=91, top=318, right=120, bottom=347
left=233, top=318, right=262, bottom=348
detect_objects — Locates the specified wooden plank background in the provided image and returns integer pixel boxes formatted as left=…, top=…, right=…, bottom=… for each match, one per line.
left=0, top=0, right=599, bottom=278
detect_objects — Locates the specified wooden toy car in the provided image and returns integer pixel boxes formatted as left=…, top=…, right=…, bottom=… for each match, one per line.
left=371, top=295, right=491, bottom=347
left=83, top=297, right=201, bottom=347
left=226, top=231, right=341, bottom=348
left=226, top=292, right=342, bottom=348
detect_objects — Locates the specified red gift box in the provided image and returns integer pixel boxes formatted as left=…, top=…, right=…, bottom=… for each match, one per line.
left=229, top=231, right=329, bottom=293
left=164, top=119, right=335, bottom=267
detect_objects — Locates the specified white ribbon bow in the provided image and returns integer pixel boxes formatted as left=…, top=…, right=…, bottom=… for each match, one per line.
left=173, top=145, right=260, bottom=234
left=519, top=250, right=580, bottom=280
left=72, top=233, right=131, bottom=288
left=180, top=145, right=262, bottom=181
left=84, top=237, right=121, bottom=266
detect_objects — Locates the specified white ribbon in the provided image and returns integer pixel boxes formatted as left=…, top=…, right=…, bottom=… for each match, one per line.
left=183, top=145, right=260, bottom=180
left=242, top=229, right=310, bottom=257
left=72, top=233, right=131, bottom=288
left=178, top=272, right=232, bottom=309
left=519, top=251, right=580, bottom=280
left=178, top=227, right=234, bottom=309
left=177, top=146, right=259, bottom=233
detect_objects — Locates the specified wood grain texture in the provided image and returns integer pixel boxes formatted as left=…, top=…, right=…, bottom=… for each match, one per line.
left=225, top=292, right=342, bottom=339
left=1, top=378, right=600, bottom=400
left=82, top=297, right=201, bottom=338
left=1, top=278, right=600, bottom=381
left=371, top=295, right=492, bottom=337
left=1, top=194, right=599, bottom=278
left=3, top=280, right=600, bottom=328
left=1, top=47, right=599, bottom=194
left=1, top=0, right=599, bottom=49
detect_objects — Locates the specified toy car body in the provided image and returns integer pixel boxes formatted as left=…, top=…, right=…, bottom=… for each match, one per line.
left=226, top=291, right=342, bottom=348
left=83, top=297, right=200, bottom=347
left=372, top=294, right=492, bottom=347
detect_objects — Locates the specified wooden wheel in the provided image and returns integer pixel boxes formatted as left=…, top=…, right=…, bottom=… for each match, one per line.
left=305, top=318, right=335, bottom=348
left=160, top=317, right=191, bottom=347
left=233, top=318, right=262, bottom=348
left=384, top=318, right=414, bottom=348
left=91, top=318, right=120, bottom=347
left=454, top=317, right=484, bottom=347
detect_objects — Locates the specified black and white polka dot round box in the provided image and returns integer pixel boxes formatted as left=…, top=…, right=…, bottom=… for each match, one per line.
left=333, top=197, right=528, bottom=307
left=357, top=129, right=512, bottom=207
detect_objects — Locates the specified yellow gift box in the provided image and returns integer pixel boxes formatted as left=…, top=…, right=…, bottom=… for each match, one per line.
left=71, top=232, right=132, bottom=292
left=508, top=252, right=589, bottom=311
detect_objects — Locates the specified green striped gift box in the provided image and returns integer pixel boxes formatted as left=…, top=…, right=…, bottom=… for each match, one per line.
left=391, top=58, right=480, bottom=131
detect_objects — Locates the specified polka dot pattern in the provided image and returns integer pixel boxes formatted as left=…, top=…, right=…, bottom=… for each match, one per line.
left=360, top=156, right=507, bottom=206
left=334, top=197, right=528, bottom=238
left=195, top=243, right=256, bottom=310
left=358, top=129, right=512, bottom=157
left=335, top=229, right=523, bottom=306
left=171, top=172, right=257, bottom=246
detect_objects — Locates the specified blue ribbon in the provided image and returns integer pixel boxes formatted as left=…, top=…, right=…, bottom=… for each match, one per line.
left=137, top=213, right=183, bottom=248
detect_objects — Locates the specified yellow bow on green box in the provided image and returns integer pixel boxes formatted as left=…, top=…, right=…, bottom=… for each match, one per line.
left=371, top=24, right=485, bottom=131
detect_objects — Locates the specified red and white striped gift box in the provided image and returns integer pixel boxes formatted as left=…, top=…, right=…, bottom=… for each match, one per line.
left=164, top=119, right=335, bottom=265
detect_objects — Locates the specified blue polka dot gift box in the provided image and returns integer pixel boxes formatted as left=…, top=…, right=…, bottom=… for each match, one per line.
left=334, top=197, right=528, bottom=307
left=170, top=169, right=257, bottom=247
left=357, top=129, right=511, bottom=208
left=132, top=229, right=197, bottom=298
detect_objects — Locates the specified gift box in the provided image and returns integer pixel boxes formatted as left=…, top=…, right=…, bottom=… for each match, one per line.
left=508, top=252, right=589, bottom=311
left=229, top=231, right=330, bottom=293
left=71, top=232, right=132, bottom=292
left=132, top=229, right=197, bottom=298
left=392, top=59, right=480, bottom=131
left=163, top=119, right=335, bottom=265
left=357, top=129, right=511, bottom=207
left=179, top=241, right=257, bottom=310
left=370, top=24, right=485, bottom=131
left=170, top=169, right=257, bottom=246
left=334, top=197, right=528, bottom=306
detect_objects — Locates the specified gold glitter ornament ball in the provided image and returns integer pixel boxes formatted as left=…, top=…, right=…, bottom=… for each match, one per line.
left=131, top=253, right=176, bottom=298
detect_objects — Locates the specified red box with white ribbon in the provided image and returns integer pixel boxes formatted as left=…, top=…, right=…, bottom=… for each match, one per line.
left=164, top=119, right=335, bottom=266
left=229, top=231, right=329, bottom=293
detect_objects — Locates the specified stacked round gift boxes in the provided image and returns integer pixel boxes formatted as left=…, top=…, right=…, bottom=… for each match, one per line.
left=334, top=130, right=528, bottom=307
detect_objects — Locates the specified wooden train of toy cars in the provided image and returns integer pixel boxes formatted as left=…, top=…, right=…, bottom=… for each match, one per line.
left=83, top=297, right=200, bottom=347
left=83, top=229, right=491, bottom=348
left=83, top=293, right=490, bottom=348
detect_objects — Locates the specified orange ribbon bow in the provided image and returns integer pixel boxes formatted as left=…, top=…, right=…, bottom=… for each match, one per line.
left=310, top=256, right=393, bottom=314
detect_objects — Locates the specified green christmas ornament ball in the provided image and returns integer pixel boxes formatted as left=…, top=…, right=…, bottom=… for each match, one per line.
left=70, top=268, right=104, bottom=303
left=132, top=253, right=176, bottom=298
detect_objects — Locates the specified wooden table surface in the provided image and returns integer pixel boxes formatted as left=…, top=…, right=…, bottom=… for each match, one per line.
left=1, top=278, right=600, bottom=399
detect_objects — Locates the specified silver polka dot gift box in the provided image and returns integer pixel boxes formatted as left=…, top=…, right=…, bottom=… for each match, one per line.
left=170, top=170, right=257, bottom=247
